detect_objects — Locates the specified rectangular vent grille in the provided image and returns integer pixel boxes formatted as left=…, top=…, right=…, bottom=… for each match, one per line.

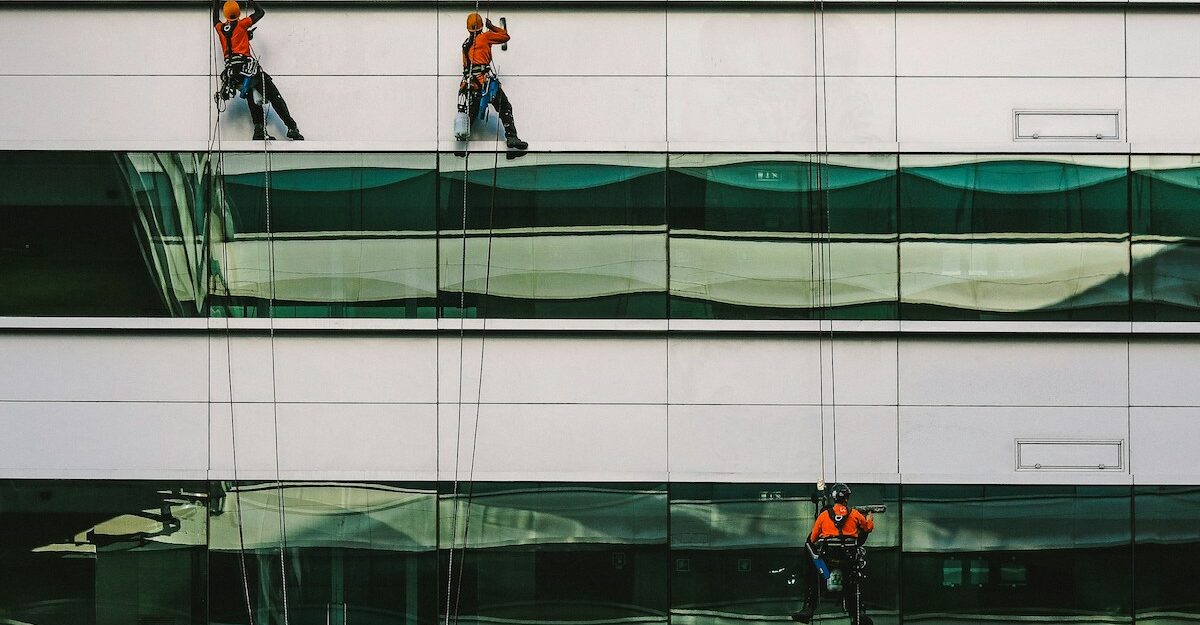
left=1016, top=439, right=1124, bottom=471
left=1014, top=110, right=1120, bottom=140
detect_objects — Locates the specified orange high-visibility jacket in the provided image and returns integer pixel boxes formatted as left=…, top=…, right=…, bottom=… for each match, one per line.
left=463, top=24, right=510, bottom=69
left=809, top=503, right=874, bottom=543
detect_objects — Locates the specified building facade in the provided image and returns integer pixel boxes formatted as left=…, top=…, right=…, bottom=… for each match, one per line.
left=1, top=2, right=1199, bottom=625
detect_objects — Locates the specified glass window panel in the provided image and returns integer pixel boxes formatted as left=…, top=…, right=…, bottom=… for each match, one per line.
left=438, top=153, right=668, bottom=318
left=668, top=154, right=898, bottom=320
left=902, top=485, right=1132, bottom=624
left=207, top=481, right=437, bottom=625
left=899, top=155, right=1130, bottom=320
left=1131, top=156, right=1200, bottom=320
left=0, top=152, right=199, bottom=317
left=0, top=480, right=208, bottom=625
left=669, top=483, right=898, bottom=625
left=212, top=153, right=438, bottom=318
left=1134, top=486, right=1200, bottom=625
left=440, top=482, right=668, bottom=625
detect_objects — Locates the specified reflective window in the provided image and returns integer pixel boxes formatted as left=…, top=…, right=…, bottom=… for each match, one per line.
left=208, top=481, right=438, bottom=625
left=668, top=154, right=898, bottom=319
left=1134, top=486, right=1200, bottom=625
left=899, top=155, right=1130, bottom=320
left=440, top=482, right=669, bottom=625
left=1132, top=156, right=1200, bottom=320
left=0, top=480, right=208, bottom=625
left=902, top=485, right=1132, bottom=624
left=438, top=154, right=668, bottom=318
left=0, top=152, right=194, bottom=316
left=212, top=153, right=438, bottom=318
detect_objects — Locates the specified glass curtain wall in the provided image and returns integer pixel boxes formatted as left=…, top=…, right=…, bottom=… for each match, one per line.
left=668, top=154, right=898, bottom=319
left=18, top=150, right=1200, bottom=321
left=899, top=155, right=1130, bottom=320
left=211, top=153, right=438, bottom=318
left=440, top=482, right=669, bottom=625
left=437, top=153, right=668, bottom=318
left=3, top=481, right=1194, bottom=625
left=902, top=485, right=1132, bottom=625
left=0, top=480, right=208, bottom=625
left=206, top=481, right=438, bottom=625
left=1131, top=156, right=1200, bottom=320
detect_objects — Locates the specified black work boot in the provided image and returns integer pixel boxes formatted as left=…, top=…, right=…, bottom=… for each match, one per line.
left=505, top=135, right=528, bottom=151
left=790, top=611, right=813, bottom=624
left=286, top=126, right=304, bottom=141
left=252, top=125, right=275, bottom=141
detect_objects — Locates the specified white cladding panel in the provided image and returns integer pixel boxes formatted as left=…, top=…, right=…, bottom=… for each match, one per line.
left=1127, top=13, right=1200, bottom=78
left=0, top=334, right=207, bottom=402
left=896, top=77, right=1126, bottom=146
left=667, top=404, right=823, bottom=482
left=896, top=12, right=1125, bottom=77
left=437, top=403, right=668, bottom=481
left=0, top=332, right=1198, bottom=481
left=1127, top=78, right=1200, bottom=146
left=0, top=402, right=209, bottom=479
left=898, top=406, right=1131, bottom=484
left=898, top=337, right=1129, bottom=407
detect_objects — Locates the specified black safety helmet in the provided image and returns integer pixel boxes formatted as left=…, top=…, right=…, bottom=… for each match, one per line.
left=830, top=483, right=852, bottom=504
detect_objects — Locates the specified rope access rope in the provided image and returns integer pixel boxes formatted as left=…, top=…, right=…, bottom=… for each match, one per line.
left=208, top=12, right=257, bottom=625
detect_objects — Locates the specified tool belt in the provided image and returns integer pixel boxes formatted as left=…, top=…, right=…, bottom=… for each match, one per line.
left=216, top=55, right=260, bottom=103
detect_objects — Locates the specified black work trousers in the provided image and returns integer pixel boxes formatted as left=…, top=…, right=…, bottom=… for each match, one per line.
left=247, top=71, right=297, bottom=130
left=799, top=554, right=872, bottom=625
left=458, top=81, right=518, bottom=138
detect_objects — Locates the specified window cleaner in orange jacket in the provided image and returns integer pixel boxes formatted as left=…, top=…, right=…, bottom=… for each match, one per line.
left=792, top=483, right=875, bottom=625
left=213, top=0, right=303, bottom=141
left=455, top=13, right=528, bottom=153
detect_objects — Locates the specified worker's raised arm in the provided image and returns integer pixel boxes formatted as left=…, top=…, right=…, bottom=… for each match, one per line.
left=248, top=0, right=266, bottom=23
left=483, top=18, right=511, bottom=44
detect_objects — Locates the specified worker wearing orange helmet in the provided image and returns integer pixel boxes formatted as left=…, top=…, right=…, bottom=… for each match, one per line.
left=213, top=0, right=303, bottom=141
left=792, top=483, right=875, bottom=625
left=457, top=12, right=527, bottom=151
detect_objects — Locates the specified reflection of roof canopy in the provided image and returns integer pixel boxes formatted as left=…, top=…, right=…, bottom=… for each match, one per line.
left=905, top=160, right=1127, bottom=195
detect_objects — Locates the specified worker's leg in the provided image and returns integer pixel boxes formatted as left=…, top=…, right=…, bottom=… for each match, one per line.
left=260, top=72, right=303, bottom=139
left=490, top=87, right=527, bottom=150
left=246, top=96, right=272, bottom=140
left=791, top=560, right=820, bottom=623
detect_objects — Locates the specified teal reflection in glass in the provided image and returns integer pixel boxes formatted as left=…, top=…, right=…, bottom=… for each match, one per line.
left=899, top=155, right=1130, bottom=320
left=207, top=481, right=438, bottom=625
left=0, top=480, right=209, bottom=625
left=0, top=152, right=198, bottom=317
left=438, top=154, right=668, bottom=318
left=902, top=485, right=1132, bottom=625
left=668, top=154, right=898, bottom=320
left=1134, top=486, right=1200, bottom=625
left=440, top=482, right=669, bottom=625
left=210, top=153, right=438, bottom=318
left=1132, top=156, right=1200, bottom=320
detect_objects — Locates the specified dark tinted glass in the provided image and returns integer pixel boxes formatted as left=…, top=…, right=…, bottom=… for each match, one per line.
left=899, top=156, right=1130, bottom=320
left=668, top=155, right=898, bottom=320
left=212, top=153, right=438, bottom=318
left=1134, top=486, right=1200, bottom=625
left=207, top=481, right=438, bottom=625
left=0, top=480, right=208, bottom=625
left=438, top=154, right=668, bottom=318
left=440, top=482, right=669, bottom=625
left=902, top=485, right=1132, bottom=623
left=0, top=152, right=194, bottom=316
left=1131, top=156, right=1200, bottom=320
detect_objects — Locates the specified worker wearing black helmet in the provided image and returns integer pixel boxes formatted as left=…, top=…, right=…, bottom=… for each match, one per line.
left=792, top=483, right=875, bottom=625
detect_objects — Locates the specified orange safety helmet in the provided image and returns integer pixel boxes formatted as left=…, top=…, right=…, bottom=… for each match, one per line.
left=222, top=1, right=241, bottom=20
left=466, top=12, right=484, bottom=32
